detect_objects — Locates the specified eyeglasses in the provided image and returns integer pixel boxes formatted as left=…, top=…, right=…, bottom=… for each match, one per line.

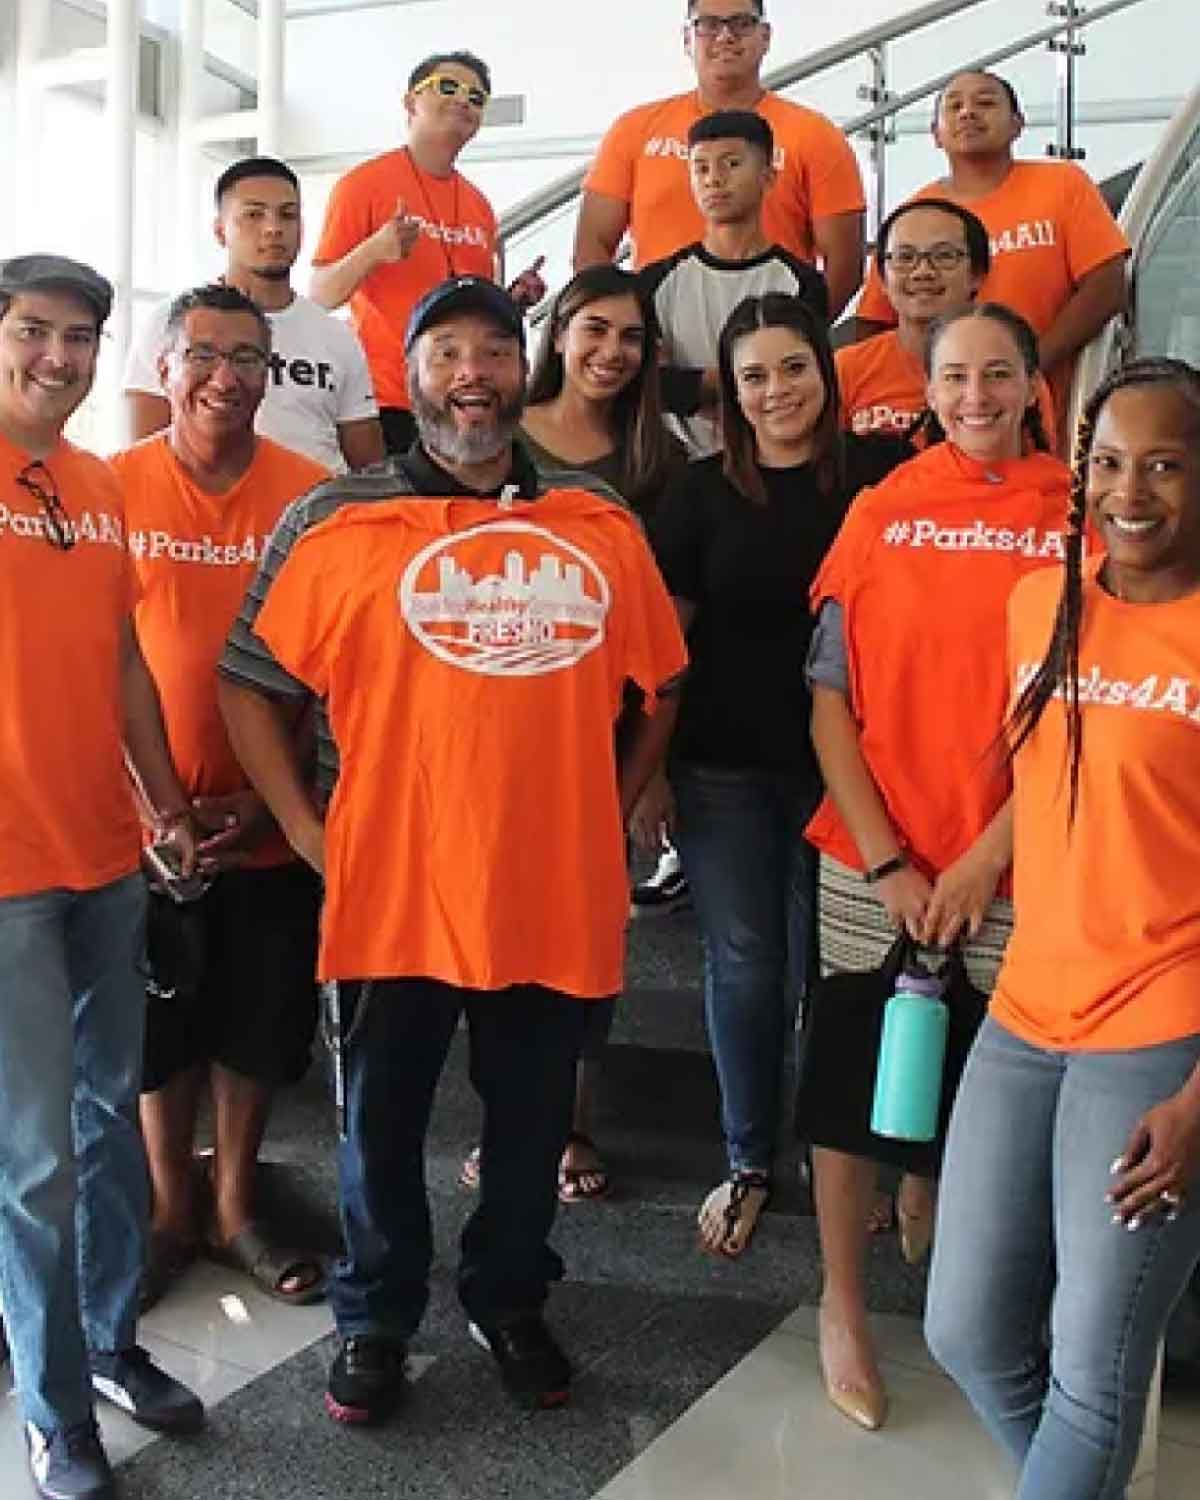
left=178, top=344, right=269, bottom=376
left=411, top=73, right=490, bottom=110
left=883, top=245, right=970, bottom=272
left=689, top=12, right=762, bottom=38
left=15, top=460, right=75, bottom=551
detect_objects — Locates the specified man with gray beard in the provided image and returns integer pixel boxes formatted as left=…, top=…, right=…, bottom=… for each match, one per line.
left=216, top=276, right=686, bottom=1426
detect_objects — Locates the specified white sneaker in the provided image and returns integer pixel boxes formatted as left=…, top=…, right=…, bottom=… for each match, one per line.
left=630, top=843, right=692, bottom=918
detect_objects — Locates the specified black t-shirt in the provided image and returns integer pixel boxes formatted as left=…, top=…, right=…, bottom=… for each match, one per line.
left=650, top=434, right=908, bottom=780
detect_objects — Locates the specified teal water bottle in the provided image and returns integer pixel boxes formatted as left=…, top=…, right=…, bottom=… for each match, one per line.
left=871, top=968, right=949, bottom=1142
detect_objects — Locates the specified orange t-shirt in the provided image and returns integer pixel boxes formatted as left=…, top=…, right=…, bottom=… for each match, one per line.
left=313, top=147, right=497, bottom=409
left=253, top=488, right=688, bottom=994
left=855, top=161, right=1129, bottom=411
left=0, top=432, right=142, bottom=897
left=835, top=328, right=1057, bottom=447
left=111, top=434, right=328, bottom=868
left=806, top=441, right=1071, bottom=879
left=993, top=563, right=1200, bottom=1051
left=583, top=90, right=864, bottom=268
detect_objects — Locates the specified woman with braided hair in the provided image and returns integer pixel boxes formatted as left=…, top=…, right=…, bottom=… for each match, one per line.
left=801, top=301, right=1071, bottom=1430
left=926, top=358, right=1200, bottom=1497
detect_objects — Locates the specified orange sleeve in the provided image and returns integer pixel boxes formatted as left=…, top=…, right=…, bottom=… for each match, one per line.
left=582, top=107, right=645, bottom=204
left=855, top=259, right=896, bottom=325
left=1062, top=165, right=1130, bottom=283
left=805, top=116, right=866, bottom=219
left=252, top=529, right=350, bottom=697
left=313, top=165, right=377, bottom=268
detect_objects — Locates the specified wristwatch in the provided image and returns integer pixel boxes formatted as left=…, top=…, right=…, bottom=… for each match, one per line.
left=863, top=853, right=908, bottom=885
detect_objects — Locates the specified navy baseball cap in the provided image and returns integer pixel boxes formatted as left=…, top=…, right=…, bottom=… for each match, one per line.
left=405, top=276, right=524, bottom=352
left=0, top=254, right=114, bottom=327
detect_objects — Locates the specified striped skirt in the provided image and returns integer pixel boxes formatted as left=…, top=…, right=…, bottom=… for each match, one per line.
left=818, top=854, right=1013, bottom=994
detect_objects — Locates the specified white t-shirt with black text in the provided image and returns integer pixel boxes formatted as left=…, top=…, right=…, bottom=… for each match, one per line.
left=123, top=294, right=378, bottom=473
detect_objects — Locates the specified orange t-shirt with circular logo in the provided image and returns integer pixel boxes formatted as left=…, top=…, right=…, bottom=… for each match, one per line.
left=253, top=488, right=688, bottom=994
left=111, top=433, right=328, bottom=867
left=0, top=432, right=142, bottom=897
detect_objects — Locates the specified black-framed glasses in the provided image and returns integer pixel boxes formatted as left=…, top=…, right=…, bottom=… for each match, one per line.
left=882, top=245, right=970, bottom=273
left=178, top=343, right=269, bottom=377
left=15, top=460, right=75, bottom=551
left=690, top=12, right=762, bottom=38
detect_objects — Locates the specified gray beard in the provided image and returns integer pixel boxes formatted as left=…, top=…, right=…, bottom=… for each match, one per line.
left=410, top=386, right=524, bottom=467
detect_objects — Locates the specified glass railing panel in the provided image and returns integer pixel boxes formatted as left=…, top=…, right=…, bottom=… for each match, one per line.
left=1131, top=117, right=1200, bottom=364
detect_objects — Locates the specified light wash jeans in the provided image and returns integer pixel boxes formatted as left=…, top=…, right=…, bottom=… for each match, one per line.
left=926, top=1016, right=1200, bottom=1499
left=0, top=874, right=149, bottom=1436
left=671, top=764, right=818, bottom=1177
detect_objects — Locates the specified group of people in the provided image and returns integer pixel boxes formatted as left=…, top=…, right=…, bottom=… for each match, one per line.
left=1, top=7, right=1198, bottom=1500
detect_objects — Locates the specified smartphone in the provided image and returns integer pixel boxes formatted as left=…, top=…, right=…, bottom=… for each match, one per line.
left=143, top=840, right=211, bottom=904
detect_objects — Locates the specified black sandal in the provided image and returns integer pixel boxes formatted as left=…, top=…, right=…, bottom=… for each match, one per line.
left=698, top=1171, right=771, bottom=1258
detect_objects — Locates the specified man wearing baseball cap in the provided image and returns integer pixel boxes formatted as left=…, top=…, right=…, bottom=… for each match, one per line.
left=218, top=275, right=686, bottom=1424
left=0, top=254, right=203, bottom=1500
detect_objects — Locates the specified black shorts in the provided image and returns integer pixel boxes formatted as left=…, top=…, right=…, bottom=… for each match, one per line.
left=142, top=863, right=321, bottom=1092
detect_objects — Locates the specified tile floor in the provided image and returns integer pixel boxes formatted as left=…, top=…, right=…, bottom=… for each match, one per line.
left=2, top=1279, right=1197, bottom=1498
left=594, top=1309, right=1200, bottom=1500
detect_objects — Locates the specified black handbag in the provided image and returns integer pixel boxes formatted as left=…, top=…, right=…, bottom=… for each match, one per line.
left=793, top=931, right=987, bottom=1173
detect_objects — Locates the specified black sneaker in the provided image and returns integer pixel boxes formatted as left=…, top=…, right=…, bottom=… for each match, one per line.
left=25, top=1419, right=114, bottom=1500
left=89, top=1345, right=204, bottom=1433
left=468, top=1313, right=571, bottom=1409
left=324, top=1336, right=408, bottom=1425
left=630, top=844, right=691, bottom=918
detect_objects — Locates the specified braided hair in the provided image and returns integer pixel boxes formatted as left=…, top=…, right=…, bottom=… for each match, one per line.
left=1006, top=356, right=1200, bottom=823
left=905, top=302, right=1051, bottom=454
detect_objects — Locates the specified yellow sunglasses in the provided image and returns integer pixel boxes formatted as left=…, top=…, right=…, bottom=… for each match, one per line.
left=411, top=73, right=489, bottom=111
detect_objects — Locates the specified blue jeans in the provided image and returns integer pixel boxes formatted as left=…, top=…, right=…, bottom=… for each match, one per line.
left=926, top=1016, right=1200, bottom=1499
left=672, top=764, right=818, bottom=1176
left=0, top=874, right=149, bottom=1436
left=330, top=978, right=588, bottom=1339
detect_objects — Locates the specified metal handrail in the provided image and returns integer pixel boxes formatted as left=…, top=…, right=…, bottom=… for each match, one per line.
left=1068, top=80, right=1200, bottom=432
left=498, top=0, right=1155, bottom=248
left=840, top=0, right=1146, bottom=137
